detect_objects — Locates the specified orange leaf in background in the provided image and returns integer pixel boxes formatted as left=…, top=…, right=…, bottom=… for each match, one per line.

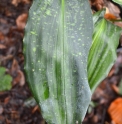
left=104, top=13, right=118, bottom=21
left=108, top=98, right=122, bottom=124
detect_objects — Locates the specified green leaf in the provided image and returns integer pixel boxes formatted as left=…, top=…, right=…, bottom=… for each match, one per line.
left=88, top=9, right=122, bottom=93
left=112, top=0, right=122, bottom=5
left=0, top=67, right=6, bottom=76
left=23, top=0, right=93, bottom=123
left=0, top=67, right=12, bottom=91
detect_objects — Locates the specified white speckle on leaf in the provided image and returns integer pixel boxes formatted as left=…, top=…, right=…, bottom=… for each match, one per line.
left=33, top=48, right=36, bottom=52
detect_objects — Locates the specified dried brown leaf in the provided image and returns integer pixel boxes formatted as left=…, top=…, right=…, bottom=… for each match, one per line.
left=0, top=44, right=6, bottom=49
left=13, top=70, right=25, bottom=86
left=16, top=13, right=28, bottom=30
left=11, top=0, right=21, bottom=6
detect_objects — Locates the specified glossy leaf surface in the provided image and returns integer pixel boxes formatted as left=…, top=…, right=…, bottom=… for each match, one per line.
left=23, top=0, right=93, bottom=123
left=88, top=9, right=122, bottom=93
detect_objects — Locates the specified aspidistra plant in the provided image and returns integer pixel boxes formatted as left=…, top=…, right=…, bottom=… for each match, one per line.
left=23, top=0, right=122, bottom=123
left=88, top=9, right=122, bottom=93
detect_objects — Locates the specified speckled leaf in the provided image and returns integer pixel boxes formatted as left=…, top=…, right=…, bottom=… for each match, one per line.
left=112, top=0, right=122, bottom=5
left=23, top=0, right=93, bottom=123
left=88, top=9, right=122, bottom=93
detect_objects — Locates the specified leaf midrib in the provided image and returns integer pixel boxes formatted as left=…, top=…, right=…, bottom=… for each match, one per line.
left=61, top=0, right=67, bottom=123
